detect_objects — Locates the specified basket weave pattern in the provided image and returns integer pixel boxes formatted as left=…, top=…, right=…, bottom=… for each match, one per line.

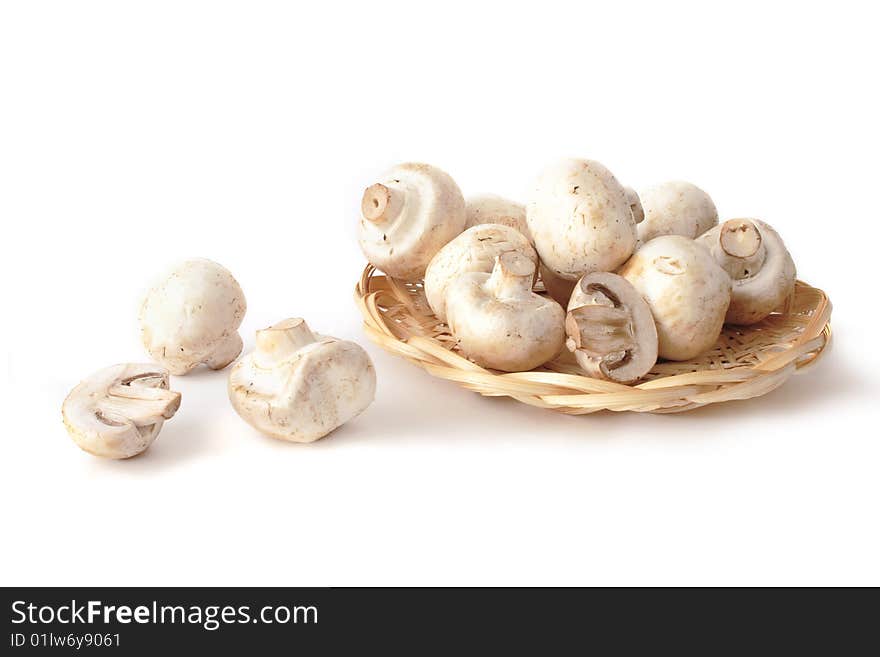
left=355, top=265, right=832, bottom=414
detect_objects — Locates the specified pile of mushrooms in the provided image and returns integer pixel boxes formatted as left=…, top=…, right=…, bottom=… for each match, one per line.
left=358, top=159, right=799, bottom=383
left=63, top=259, right=376, bottom=458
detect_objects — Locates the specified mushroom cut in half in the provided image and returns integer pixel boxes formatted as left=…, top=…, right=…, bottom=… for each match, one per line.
left=359, top=162, right=466, bottom=281
left=62, top=363, right=181, bottom=459
left=637, top=181, right=718, bottom=245
left=619, top=236, right=731, bottom=361
left=228, top=318, right=376, bottom=443
left=697, top=218, right=797, bottom=325
left=140, top=258, right=247, bottom=375
left=565, top=273, right=658, bottom=384
left=445, top=252, right=565, bottom=372
left=424, top=223, right=538, bottom=322
left=526, top=158, right=637, bottom=283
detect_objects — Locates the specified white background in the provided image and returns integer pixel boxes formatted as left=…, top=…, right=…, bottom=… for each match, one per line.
left=1, top=1, right=877, bottom=586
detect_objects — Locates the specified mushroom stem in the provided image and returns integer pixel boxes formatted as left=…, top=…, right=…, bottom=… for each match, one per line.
left=254, top=318, right=317, bottom=367
left=361, top=183, right=404, bottom=225
left=714, top=219, right=767, bottom=280
left=486, top=252, right=535, bottom=299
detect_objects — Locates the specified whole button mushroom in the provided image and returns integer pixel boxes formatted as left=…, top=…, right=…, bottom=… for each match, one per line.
left=140, top=259, right=246, bottom=375
left=637, top=181, right=718, bottom=245
left=619, top=236, right=731, bottom=361
left=228, top=318, right=376, bottom=443
left=526, top=158, right=638, bottom=284
left=464, top=194, right=532, bottom=242
left=359, top=162, right=466, bottom=281
left=697, top=218, right=797, bottom=325
left=62, top=364, right=181, bottom=459
left=445, top=252, right=566, bottom=372
left=565, top=272, right=658, bottom=384
left=424, top=223, right=538, bottom=322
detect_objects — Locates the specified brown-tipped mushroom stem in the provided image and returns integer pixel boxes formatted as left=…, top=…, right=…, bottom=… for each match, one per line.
left=486, top=252, right=535, bottom=299
left=361, top=183, right=404, bottom=225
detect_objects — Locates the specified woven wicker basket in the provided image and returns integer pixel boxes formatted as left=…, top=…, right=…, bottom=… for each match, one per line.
left=355, top=265, right=832, bottom=414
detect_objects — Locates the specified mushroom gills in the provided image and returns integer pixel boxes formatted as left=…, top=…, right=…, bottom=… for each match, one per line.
left=566, top=288, right=637, bottom=377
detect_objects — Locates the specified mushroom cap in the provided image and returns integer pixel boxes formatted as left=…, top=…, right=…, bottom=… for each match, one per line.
left=424, top=223, right=537, bottom=322
left=637, top=181, right=718, bottom=245
left=358, top=162, right=466, bottom=281
left=228, top=318, right=376, bottom=443
left=62, top=363, right=181, bottom=459
left=445, top=252, right=565, bottom=372
left=697, top=219, right=797, bottom=325
left=464, top=194, right=531, bottom=242
left=526, top=158, right=637, bottom=281
left=619, top=236, right=731, bottom=361
left=566, top=272, right=658, bottom=384
left=140, top=258, right=246, bottom=375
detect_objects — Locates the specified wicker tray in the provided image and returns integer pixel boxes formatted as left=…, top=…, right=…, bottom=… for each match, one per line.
left=355, top=265, right=832, bottom=414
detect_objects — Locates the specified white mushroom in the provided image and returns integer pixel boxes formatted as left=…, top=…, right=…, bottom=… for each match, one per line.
left=565, top=272, right=658, bottom=384
left=464, top=194, right=531, bottom=242
left=619, top=236, right=731, bottom=361
left=228, top=318, right=376, bottom=443
left=445, top=252, right=565, bottom=372
left=637, top=181, right=718, bottom=245
left=424, top=223, right=538, bottom=322
left=624, top=186, right=644, bottom=224
left=140, top=259, right=246, bottom=375
left=62, top=363, right=181, bottom=459
left=697, top=218, right=797, bottom=325
left=359, top=162, right=466, bottom=280
left=526, top=158, right=637, bottom=285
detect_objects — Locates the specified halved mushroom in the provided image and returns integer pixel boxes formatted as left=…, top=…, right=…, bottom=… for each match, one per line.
left=139, top=258, right=247, bottom=375
left=697, top=218, right=797, bottom=325
left=619, top=236, right=731, bottom=361
left=637, top=181, right=718, bottom=245
left=565, top=272, right=658, bottom=384
left=424, top=223, right=538, bottom=322
left=359, top=162, right=466, bottom=280
left=464, top=194, right=531, bottom=242
left=228, top=318, right=376, bottom=443
left=62, top=363, right=181, bottom=459
left=526, top=158, right=637, bottom=287
left=445, top=252, right=565, bottom=372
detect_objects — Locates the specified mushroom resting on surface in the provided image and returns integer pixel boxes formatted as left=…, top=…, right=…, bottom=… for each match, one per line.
left=637, top=181, right=718, bottom=245
left=139, top=258, right=246, bottom=375
left=565, top=272, right=658, bottom=384
left=445, top=252, right=566, bottom=372
left=228, top=318, right=376, bottom=443
left=62, top=363, right=181, bottom=459
left=359, top=162, right=466, bottom=281
left=619, top=235, right=731, bottom=361
left=424, top=223, right=538, bottom=322
left=697, top=218, right=797, bottom=325
left=526, top=158, right=637, bottom=284
left=464, top=194, right=531, bottom=242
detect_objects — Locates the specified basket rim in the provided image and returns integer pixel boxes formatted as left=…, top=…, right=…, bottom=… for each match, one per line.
left=354, top=264, right=832, bottom=414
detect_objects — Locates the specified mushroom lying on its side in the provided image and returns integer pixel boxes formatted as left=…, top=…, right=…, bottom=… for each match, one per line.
left=619, top=236, right=731, bottom=361
left=565, top=272, right=658, bottom=384
left=359, top=162, right=466, bottom=281
left=464, top=194, right=531, bottom=242
left=424, top=223, right=537, bottom=322
left=228, top=318, right=376, bottom=443
left=637, top=181, right=718, bottom=245
left=62, top=363, right=181, bottom=459
left=140, top=258, right=247, bottom=375
left=527, top=158, right=637, bottom=287
left=697, top=219, right=797, bottom=325
left=445, top=252, right=565, bottom=372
